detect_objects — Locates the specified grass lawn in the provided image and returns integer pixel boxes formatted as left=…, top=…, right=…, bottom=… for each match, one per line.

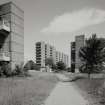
left=74, top=78, right=105, bottom=105
left=0, top=71, right=58, bottom=105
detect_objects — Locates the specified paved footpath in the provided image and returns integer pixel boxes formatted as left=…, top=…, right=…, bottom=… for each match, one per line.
left=44, top=74, right=88, bottom=105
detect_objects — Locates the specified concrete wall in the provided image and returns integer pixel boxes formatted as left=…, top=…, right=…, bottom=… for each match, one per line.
left=10, top=2, right=24, bottom=69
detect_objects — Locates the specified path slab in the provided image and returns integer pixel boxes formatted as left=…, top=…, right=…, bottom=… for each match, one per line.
left=45, top=82, right=88, bottom=105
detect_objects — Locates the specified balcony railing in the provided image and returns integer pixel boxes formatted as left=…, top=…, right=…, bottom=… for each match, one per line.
left=0, top=19, right=10, bottom=34
left=0, top=51, right=10, bottom=61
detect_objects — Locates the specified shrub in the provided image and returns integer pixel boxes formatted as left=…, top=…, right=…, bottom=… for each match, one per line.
left=56, top=61, right=66, bottom=71
left=24, top=60, right=40, bottom=71
left=66, top=67, right=71, bottom=72
left=0, top=66, right=3, bottom=76
left=1, top=62, right=12, bottom=77
left=13, top=64, right=23, bottom=75
left=51, top=64, right=57, bottom=72
left=13, top=63, right=29, bottom=76
left=0, top=62, right=29, bottom=77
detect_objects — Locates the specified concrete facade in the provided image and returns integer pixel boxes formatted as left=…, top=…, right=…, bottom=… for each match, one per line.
left=35, top=41, right=69, bottom=68
left=71, top=35, right=85, bottom=72
left=75, top=35, right=85, bottom=72
left=36, top=42, right=45, bottom=67
left=55, top=52, right=69, bottom=67
left=71, top=42, right=75, bottom=72
left=56, top=51, right=59, bottom=64
left=45, top=44, right=51, bottom=59
left=0, top=2, right=24, bottom=69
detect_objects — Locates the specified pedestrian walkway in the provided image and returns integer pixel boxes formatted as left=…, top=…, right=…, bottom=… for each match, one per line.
left=56, top=73, right=70, bottom=82
left=44, top=74, right=88, bottom=105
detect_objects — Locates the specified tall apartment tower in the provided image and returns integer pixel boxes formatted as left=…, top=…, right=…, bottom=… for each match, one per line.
left=0, top=2, right=24, bottom=69
left=75, top=35, right=85, bottom=72
left=63, top=54, right=69, bottom=67
left=45, top=44, right=51, bottom=59
left=71, top=35, right=85, bottom=72
left=49, top=46, right=56, bottom=64
left=36, top=42, right=45, bottom=67
left=71, top=42, right=75, bottom=72
left=55, top=51, right=59, bottom=64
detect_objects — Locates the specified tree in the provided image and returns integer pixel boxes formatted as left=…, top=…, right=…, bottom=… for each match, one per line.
left=1, top=62, right=12, bottom=77
left=45, top=57, right=54, bottom=67
left=45, top=57, right=57, bottom=72
left=79, top=34, right=105, bottom=78
left=24, top=60, right=39, bottom=70
left=56, top=61, right=66, bottom=71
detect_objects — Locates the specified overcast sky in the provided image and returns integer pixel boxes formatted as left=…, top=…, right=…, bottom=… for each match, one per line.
left=0, top=0, right=105, bottom=65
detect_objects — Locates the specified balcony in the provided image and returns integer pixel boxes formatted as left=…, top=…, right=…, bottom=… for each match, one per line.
left=0, top=51, right=10, bottom=61
left=0, top=19, right=10, bottom=35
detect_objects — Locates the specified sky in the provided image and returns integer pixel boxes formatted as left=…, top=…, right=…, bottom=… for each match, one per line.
left=0, top=0, right=105, bottom=66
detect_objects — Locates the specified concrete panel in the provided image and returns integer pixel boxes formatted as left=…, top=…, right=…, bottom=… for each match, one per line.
left=11, top=33, right=24, bottom=45
left=11, top=23, right=24, bottom=36
left=11, top=13, right=24, bottom=27
left=11, top=51, right=24, bottom=62
left=2, top=42, right=9, bottom=52
left=11, top=42, right=24, bottom=53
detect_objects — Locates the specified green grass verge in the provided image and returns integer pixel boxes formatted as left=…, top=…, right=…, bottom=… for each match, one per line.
left=0, top=71, right=58, bottom=105
left=74, top=78, right=105, bottom=105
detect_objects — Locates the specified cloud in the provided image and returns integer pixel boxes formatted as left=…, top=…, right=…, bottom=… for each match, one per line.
left=41, top=8, right=105, bottom=33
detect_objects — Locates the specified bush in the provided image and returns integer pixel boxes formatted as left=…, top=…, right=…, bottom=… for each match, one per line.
left=0, top=62, right=29, bottom=77
left=66, top=67, right=71, bottom=72
left=24, top=60, right=40, bottom=71
left=0, top=62, right=12, bottom=77
left=13, top=64, right=23, bottom=75
left=2, top=63, right=12, bottom=77
left=13, top=63, right=29, bottom=76
left=0, top=66, right=3, bottom=76
left=51, top=64, right=57, bottom=72
left=56, top=61, right=66, bottom=71
left=79, top=64, right=105, bottom=74
left=3, top=63, right=11, bottom=77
